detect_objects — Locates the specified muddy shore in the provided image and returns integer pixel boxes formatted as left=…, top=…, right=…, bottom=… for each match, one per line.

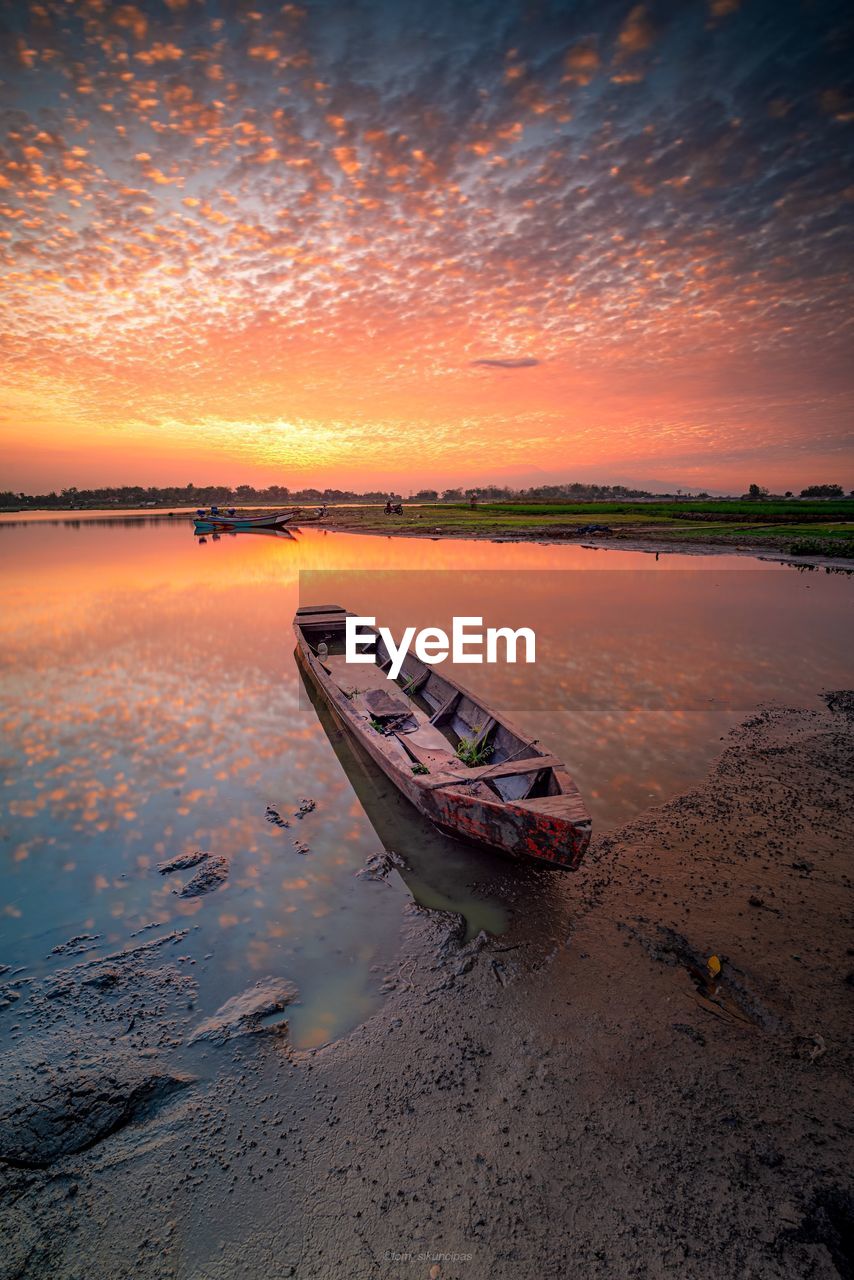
left=3, top=506, right=852, bottom=567
left=320, top=517, right=853, bottom=571
left=2, top=696, right=853, bottom=1279
left=310, top=509, right=854, bottom=567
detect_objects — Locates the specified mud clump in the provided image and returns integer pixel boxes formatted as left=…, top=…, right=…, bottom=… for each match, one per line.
left=157, top=850, right=209, bottom=874
left=188, top=977, right=299, bottom=1045
left=0, top=1038, right=193, bottom=1169
left=265, top=805, right=290, bottom=828
left=158, top=851, right=230, bottom=897
left=355, top=850, right=405, bottom=881
left=49, top=933, right=101, bottom=957
left=176, top=854, right=229, bottom=898
left=822, top=689, right=854, bottom=722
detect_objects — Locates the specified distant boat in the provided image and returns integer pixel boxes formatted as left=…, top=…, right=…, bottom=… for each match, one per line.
left=294, top=605, right=591, bottom=869
left=193, top=509, right=296, bottom=531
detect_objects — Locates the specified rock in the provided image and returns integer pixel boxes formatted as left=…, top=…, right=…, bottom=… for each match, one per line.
left=175, top=854, right=230, bottom=898
left=188, top=978, right=299, bottom=1044
left=0, top=1038, right=193, bottom=1169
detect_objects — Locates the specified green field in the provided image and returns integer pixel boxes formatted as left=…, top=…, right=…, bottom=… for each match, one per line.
left=461, top=499, right=854, bottom=521
left=330, top=498, right=854, bottom=558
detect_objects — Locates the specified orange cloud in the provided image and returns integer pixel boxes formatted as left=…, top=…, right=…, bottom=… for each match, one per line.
left=136, top=43, right=184, bottom=66
left=616, top=6, right=656, bottom=56
left=112, top=5, right=148, bottom=42
left=563, top=40, right=601, bottom=85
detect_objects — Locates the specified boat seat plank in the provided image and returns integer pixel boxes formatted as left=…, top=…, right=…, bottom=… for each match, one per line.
left=463, top=754, right=561, bottom=781
left=429, top=690, right=460, bottom=725
left=520, top=792, right=591, bottom=821
left=298, top=615, right=354, bottom=629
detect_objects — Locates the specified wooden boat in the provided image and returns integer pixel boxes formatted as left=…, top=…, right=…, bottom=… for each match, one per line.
left=193, top=509, right=296, bottom=532
left=294, top=605, right=592, bottom=869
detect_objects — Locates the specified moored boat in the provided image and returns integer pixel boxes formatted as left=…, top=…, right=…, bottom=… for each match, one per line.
left=294, top=604, right=591, bottom=868
left=193, top=508, right=297, bottom=531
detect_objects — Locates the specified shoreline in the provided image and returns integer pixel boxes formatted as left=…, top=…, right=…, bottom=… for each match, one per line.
left=317, top=513, right=854, bottom=568
left=3, top=694, right=852, bottom=1278
left=2, top=505, right=852, bottom=569
left=325, top=521, right=854, bottom=570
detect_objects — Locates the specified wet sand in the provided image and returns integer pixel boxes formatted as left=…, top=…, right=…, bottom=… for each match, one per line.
left=2, top=695, right=852, bottom=1279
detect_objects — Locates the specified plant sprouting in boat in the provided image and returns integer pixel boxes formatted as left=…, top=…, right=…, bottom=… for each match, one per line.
left=455, top=730, right=493, bottom=768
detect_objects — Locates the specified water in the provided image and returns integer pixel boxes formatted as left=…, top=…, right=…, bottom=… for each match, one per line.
left=1, top=516, right=851, bottom=1046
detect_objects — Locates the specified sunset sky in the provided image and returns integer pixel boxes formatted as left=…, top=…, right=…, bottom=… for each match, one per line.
left=1, top=0, right=852, bottom=493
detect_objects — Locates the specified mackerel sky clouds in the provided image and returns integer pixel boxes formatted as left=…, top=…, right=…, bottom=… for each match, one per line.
left=1, top=0, right=852, bottom=490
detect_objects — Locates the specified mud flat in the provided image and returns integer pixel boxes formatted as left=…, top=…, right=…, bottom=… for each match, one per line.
left=315, top=507, right=854, bottom=565
left=2, top=696, right=852, bottom=1279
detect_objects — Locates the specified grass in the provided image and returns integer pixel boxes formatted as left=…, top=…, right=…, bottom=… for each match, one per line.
left=325, top=498, right=854, bottom=559
left=788, top=538, right=854, bottom=558
left=455, top=731, right=494, bottom=768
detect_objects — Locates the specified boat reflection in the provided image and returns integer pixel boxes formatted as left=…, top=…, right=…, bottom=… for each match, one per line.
left=194, top=526, right=298, bottom=542
left=298, top=650, right=512, bottom=937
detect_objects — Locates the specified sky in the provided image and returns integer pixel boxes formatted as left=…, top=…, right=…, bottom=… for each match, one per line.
left=0, top=0, right=852, bottom=495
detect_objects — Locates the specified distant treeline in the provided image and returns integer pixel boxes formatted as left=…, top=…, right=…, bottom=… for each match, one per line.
left=2, top=481, right=659, bottom=509
left=2, top=481, right=850, bottom=509
left=744, top=483, right=851, bottom=500
left=1, top=483, right=394, bottom=509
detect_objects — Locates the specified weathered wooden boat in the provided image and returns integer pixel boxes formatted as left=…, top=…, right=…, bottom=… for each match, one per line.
left=294, top=605, right=592, bottom=868
left=193, top=509, right=296, bottom=532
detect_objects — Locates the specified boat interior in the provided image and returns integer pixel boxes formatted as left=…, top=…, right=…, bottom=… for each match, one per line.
left=296, top=605, right=562, bottom=803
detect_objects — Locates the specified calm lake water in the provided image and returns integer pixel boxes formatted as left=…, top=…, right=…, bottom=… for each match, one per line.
left=1, top=515, right=852, bottom=1045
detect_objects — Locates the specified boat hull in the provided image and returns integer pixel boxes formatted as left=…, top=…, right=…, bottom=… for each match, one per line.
left=194, top=510, right=295, bottom=531
left=294, top=634, right=591, bottom=869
